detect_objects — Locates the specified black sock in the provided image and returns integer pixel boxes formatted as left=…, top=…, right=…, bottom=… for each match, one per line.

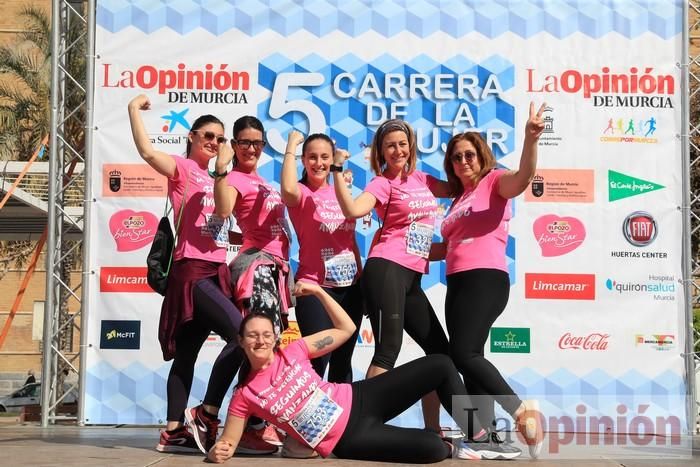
left=201, top=408, right=217, bottom=420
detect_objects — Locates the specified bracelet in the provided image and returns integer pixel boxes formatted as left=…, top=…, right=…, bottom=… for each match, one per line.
left=208, top=169, right=228, bottom=179
left=284, top=151, right=295, bottom=157
left=329, top=164, right=343, bottom=172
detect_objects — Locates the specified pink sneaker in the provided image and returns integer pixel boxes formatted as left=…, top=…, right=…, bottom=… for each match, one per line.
left=260, top=423, right=285, bottom=446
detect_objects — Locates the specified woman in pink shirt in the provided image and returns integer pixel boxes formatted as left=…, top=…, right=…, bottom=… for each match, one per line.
left=128, top=95, right=249, bottom=455
left=332, top=119, right=450, bottom=432
left=207, top=282, right=514, bottom=463
left=439, top=102, right=547, bottom=458
left=212, top=115, right=292, bottom=449
left=281, top=130, right=363, bottom=385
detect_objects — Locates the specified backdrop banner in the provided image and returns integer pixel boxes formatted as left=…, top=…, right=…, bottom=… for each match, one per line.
left=87, top=0, right=688, bottom=443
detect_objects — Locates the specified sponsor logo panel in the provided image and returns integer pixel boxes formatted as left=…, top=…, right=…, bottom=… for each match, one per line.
left=102, top=164, right=167, bottom=197
left=558, top=332, right=609, bottom=351
left=525, top=169, right=594, bottom=203
left=525, top=273, right=596, bottom=300
left=109, top=209, right=159, bottom=251
left=533, top=214, right=585, bottom=257
left=600, top=116, right=658, bottom=143
left=538, top=106, right=561, bottom=147
left=608, top=170, right=664, bottom=202
left=635, top=334, right=675, bottom=351
left=611, top=211, right=667, bottom=260
left=99, top=267, right=152, bottom=293
left=605, top=275, right=676, bottom=301
left=100, top=320, right=141, bottom=349
left=490, top=327, right=531, bottom=353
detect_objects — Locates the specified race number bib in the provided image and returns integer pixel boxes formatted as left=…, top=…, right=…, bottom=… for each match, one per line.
left=406, top=221, right=433, bottom=258
left=323, top=251, right=357, bottom=288
left=205, top=214, right=230, bottom=248
left=289, top=388, right=343, bottom=449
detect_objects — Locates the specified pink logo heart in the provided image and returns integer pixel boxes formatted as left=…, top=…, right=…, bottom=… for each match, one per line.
left=533, top=214, right=586, bottom=257
left=109, top=209, right=159, bottom=252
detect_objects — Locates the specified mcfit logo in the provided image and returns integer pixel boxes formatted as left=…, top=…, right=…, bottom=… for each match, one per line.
left=99, top=320, right=140, bottom=349
left=490, top=328, right=530, bottom=353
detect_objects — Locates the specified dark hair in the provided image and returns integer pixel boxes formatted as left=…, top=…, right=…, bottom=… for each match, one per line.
left=369, top=119, right=417, bottom=176
left=300, top=133, right=335, bottom=185
left=186, top=114, right=224, bottom=157
left=443, top=131, right=496, bottom=196
left=235, top=312, right=279, bottom=388
left=231, top=116, right=265, bottom=168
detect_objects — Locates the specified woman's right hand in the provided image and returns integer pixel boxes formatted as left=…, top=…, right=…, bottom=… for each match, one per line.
left=128, top=94, right=150, bottom=112
left=286, top=130, right=304, bottom=153
left=216, top=140, right=235, bottom=174
left=208, top=440, right=234, bottom=463
left=293, top=281, right=321, bottom=297
left=333, top=148, right=350, bottom=166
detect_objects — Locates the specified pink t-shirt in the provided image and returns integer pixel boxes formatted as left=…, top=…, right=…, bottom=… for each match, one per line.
left=226, top=169, right=290, bottom=260
left=228, top=339, right=352, bottom=457
left=287, top=184, right=358, bottom=287
left=440, top=170, right=511, bottom=275
left=365, top=170, right=439, bottom=273
left=169, top=156, right=228, bottom=263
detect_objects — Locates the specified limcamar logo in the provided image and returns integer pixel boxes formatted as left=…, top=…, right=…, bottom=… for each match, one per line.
left=558, top=332, right=609, bottom=350
left=533, top=215, right=586, bottom=257
left=525, top=273, right=596, bottom=300
left=99, top=267, right=151, bottom=293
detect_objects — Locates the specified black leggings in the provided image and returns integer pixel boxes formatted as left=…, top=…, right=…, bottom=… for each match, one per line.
left=361, top=257, right=448, bottom=369
left=445, top=269, right=522, bottom=427
left=294, top=282, right=363, bottom=383
left=333, top=354, right=482, bottom=464
left=166, top=277, right=244, bottom=422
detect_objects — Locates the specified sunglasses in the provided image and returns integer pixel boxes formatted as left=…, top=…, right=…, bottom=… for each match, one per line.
left=451, top=151, right=477, bottom=163
left=193, top=130, right=227, bottom=144
left=233, top=139, right=266, bottom=150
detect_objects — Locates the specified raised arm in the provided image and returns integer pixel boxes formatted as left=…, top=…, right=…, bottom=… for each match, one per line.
left=498, top=102, right=546, bottom=199
left=207, top=413, right=246, bottom=463
left=295, top=282, right=356, bottom=358
left=127, top=94, right=176, bottom=178
left=281, top=130, right=305, bottom=207
left=332, top=149, right=376, bottom=218
left=213, top=142, right=238, bottom=217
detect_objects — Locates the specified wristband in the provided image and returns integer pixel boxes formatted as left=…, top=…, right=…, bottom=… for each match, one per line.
left=329, top=164, right=343, bottom=172
left=208, top=169, right=228, bottom=178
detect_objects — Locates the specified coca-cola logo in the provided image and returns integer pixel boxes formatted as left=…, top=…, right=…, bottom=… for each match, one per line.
left=109, top=209, right=159, bottom=252
left=558, top=332, right=609, bottom=350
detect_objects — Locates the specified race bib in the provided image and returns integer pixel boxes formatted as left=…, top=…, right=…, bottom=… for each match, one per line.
left=323, top=251, right=357, bottom=288
left=205, top=214, right=230, bottom=248
left=289, top=388, right=343, bottom=449
left=406, top=221, right=433, bottom=258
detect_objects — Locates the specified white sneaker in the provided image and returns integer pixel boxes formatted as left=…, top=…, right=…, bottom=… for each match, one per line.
left=517, top=399, right=544, bottom=459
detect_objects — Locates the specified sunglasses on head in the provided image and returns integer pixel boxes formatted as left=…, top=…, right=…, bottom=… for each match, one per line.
left=193, top=130, right=227, bottom=144
left=233, top=139, right=266, bottom=150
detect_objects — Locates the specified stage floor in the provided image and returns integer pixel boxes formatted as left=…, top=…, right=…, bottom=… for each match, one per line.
left=0, top=422, right=698, bottom=466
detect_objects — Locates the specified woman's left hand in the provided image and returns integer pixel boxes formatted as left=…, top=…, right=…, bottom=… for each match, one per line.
left=208, top=440, right=234, bottom=463
left=293, top=282, right=321, bottom=297
left=525, top=102, right=547, bottom=142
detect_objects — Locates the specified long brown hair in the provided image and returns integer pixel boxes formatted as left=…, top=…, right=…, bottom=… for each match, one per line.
left=443, top=132, right=497, bottom=196
left=369, top=119, right=417, bottom=176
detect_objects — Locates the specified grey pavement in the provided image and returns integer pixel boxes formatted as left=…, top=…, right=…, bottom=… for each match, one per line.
left=0, top=422, right=698, bottom=466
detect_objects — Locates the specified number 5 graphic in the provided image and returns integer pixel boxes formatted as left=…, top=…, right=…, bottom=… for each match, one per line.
left=266, top=72, right=326, bottom=155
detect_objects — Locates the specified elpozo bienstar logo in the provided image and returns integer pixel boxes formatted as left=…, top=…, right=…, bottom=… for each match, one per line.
left=526, top=66, right=675, bottom=108
left=490, top=328, right=530, bottom=353
left=100, top=320, right=140, bottom=350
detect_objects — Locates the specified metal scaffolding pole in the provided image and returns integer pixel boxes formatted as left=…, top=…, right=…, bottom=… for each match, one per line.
left=42, top=0, right=93, bottom=427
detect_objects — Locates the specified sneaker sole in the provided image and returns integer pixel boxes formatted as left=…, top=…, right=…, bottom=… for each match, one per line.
left=262, top=436, right=284, bottom=447
left=155, top=443, right=201, bottom=454
left=183, top=408, right=207, bottom=454
left=480, top=449, right=521, bottom=460
left=235, top=446, right=278, bottom=455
